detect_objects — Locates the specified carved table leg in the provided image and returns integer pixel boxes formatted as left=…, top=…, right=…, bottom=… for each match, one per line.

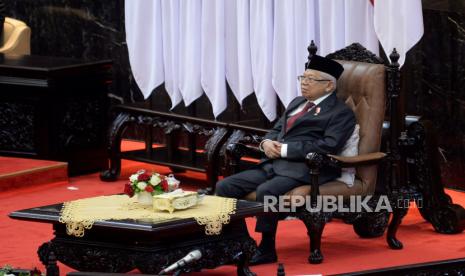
left=236, top=237, right=257, bottom=276
left=236, top=251, right=256, bottom=276
left=38, top=242, right=60, bottom=276
left=100, top=112, right=132, bottom=181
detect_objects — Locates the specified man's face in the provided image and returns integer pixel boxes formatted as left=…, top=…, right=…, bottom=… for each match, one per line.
left=300, top=70, right=334, bottom=101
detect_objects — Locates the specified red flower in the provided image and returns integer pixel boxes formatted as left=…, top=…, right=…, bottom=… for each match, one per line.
left=138, top=173, right=151, bottom=182
left=145, top=185, right=154, bottom=193
left=124, top=183, right=134, bottom=197
left=161, top=180, right=169, bottom=192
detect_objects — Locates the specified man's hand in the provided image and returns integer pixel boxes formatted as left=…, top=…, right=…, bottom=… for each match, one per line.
left=262, top=140, right=282, bottom=159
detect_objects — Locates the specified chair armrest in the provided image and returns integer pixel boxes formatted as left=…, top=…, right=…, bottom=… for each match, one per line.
left=305, top=152, right=327, bottom=200
left=327, top=152, right=386, bottom=167
left=226, top=142, right=262, bottom=160
left=304, top=152, right=386, bottom=201
left=224, top=142, right=263, bottom=176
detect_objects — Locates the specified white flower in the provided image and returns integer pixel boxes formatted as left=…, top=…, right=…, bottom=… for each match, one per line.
left=150, top=174, right=161, bottom=186
left=129, top=174, right=139, bottom=183
left=137, top=181, right=147, bottom=190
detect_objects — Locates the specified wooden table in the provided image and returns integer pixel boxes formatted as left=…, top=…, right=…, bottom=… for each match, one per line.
left=9, top=199, right=264, bottom=276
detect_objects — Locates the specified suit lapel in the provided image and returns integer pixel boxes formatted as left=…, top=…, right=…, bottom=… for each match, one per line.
left=285, top=96, right=307, bottom=117
left=314, top=92, right=338, bottom=115
left=282, top=97, right=307, bottom=133
left=284, top=92, right=338, bottom=134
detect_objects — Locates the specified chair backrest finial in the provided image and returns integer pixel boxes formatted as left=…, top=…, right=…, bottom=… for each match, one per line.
left=389, top=48, right=400, bottom=67
left=305, top=40, right=318, bottom=70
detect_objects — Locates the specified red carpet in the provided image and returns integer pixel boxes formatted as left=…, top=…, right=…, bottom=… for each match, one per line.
left=1, top=142, right=465, bottom=275
left=0, top=157, right=68, bottom=192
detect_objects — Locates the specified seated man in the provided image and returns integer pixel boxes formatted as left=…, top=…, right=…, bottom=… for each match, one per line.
left=215, top=55, right=356, bottom=265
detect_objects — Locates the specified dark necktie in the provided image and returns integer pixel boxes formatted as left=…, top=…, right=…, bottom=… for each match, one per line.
left=286, top=101, right=315, bottom=131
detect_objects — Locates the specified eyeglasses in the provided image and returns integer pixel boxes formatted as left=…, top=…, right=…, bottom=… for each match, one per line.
left=297, top=76, right=330, bottom=85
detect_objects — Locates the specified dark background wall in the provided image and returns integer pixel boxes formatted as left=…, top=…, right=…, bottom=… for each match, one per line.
left=4, top=0, right=465, bottom=189
left=402, top=0, right=465, bottom=190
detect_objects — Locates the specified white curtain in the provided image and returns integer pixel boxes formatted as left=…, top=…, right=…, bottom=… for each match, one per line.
left=225, top=0, right=254, bottom=106
left=250, top=0, right=277, bottom=121
left=125, top=0, right=396, bottom=120
left=345, top=0, right=379, bottom=56
left=201, top=0, right=227, bottom=118
left=178, top=0, right=203, bottom=106
left=317, top=0, right=346, bottom=56
left=272, top=0, right=319, bottom=108
left=374, top=0, right=423, bottom=67
left=161, top=0, right=182, bottom=109
left=125, top=0, right=164, bottom=99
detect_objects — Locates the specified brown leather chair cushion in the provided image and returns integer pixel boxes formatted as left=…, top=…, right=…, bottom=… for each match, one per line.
left=244, top=178, right=367, bottom=201
left=337, top=60, right=386, bottom=195
left=244, top=60, right=386, bottom=201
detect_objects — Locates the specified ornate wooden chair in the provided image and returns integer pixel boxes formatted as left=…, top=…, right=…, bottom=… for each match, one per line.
left=223, top=42, right=403, bottom=264
left=0, top=17, right=31, bottom=55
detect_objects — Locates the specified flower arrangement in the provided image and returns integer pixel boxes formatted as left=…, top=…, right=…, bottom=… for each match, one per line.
left=124, top=170, right=179, bottom=198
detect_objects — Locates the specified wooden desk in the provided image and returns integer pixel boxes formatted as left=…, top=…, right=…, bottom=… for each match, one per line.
left=9, top=199, right=263, bottom=276
left=0, top=54, right=111, bottom=175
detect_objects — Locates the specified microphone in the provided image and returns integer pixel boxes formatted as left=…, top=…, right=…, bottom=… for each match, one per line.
left=159, top=249, right=202, bottom=275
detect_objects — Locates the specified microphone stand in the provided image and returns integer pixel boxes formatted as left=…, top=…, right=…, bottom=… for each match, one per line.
left=157, top=267, right=184, bottom=276
left=172, top=269, right=183, bottom=276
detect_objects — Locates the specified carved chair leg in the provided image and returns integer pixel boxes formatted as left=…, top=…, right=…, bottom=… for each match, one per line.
left=299, top=210, right=329, bottom=264
left=353, top=211, right=389, bottom=238
left=100, top=157, right=122, bottom=181
left=387, top=204, right=409, bottom=249
left=406, top=121, right=465, bottom=233
left=206, top=168, right=219, bottom=193
left=353, top=197, right=390, bottom=238
left=100, top=112, right=131, bottom=181
left=308, top=221, right=325, bottom=264
left=205, top=128, right=230, bottom=192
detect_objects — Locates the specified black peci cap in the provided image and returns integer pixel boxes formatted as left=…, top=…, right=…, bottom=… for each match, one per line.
left=305, top=55, right=344, bottom=80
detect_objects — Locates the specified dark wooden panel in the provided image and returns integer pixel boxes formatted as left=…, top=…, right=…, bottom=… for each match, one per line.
left=0, top=54, right=112, bottom=175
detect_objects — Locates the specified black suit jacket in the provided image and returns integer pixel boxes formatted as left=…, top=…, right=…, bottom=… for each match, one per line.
left=261, top=92, right=356, bottom=184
